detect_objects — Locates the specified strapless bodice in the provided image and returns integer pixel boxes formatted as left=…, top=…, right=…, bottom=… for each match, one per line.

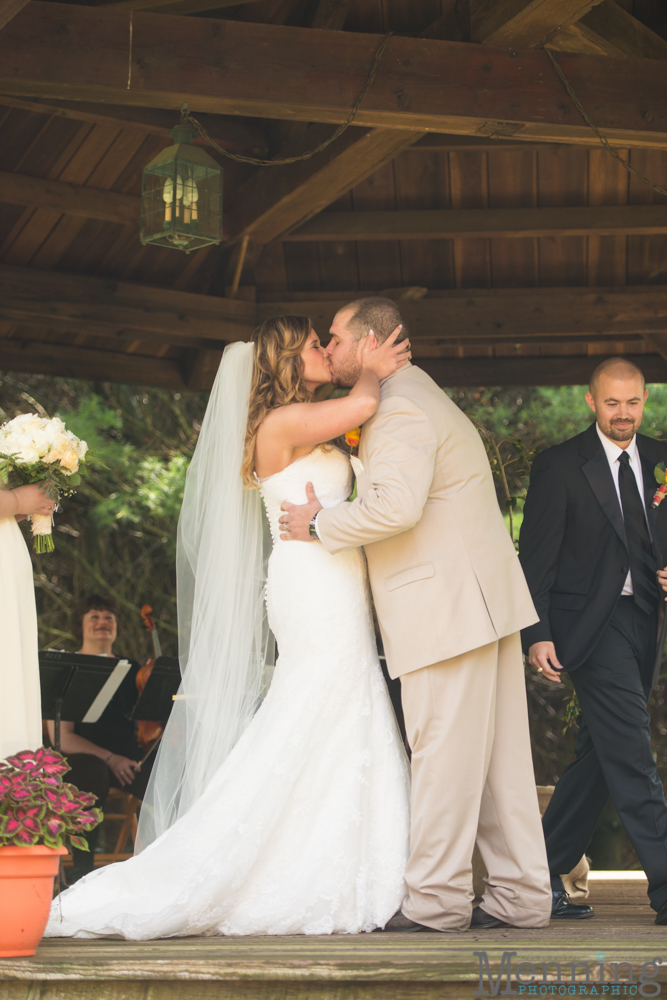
left=257, top=445, right=353, bottom=544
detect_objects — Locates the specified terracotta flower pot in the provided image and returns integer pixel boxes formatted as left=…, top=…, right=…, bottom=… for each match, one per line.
left=0, top=845, right=67, bottom=957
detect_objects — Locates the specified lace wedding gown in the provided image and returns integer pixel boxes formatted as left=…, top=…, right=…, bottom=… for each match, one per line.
left=46, top=445, right=410, bottom=939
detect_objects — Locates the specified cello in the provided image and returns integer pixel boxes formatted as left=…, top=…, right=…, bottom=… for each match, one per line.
left=135, top=604, right=164, bottom=749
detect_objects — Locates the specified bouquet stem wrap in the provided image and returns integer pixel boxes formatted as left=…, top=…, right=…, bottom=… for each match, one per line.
left=31, top=512, right=55, bottom=553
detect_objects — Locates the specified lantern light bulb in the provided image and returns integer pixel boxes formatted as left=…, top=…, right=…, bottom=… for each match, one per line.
left=182, top=178, right=199, bottom=224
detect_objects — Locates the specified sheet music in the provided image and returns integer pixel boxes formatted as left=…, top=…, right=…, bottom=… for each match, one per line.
left=81, top=659, right=132, bottom=723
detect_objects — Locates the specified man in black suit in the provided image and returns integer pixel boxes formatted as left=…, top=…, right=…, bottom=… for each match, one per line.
left=519, top=357, right=667, bottom=924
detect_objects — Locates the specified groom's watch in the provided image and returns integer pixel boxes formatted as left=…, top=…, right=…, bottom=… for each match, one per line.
left=308, top=512, right=320, bottom=540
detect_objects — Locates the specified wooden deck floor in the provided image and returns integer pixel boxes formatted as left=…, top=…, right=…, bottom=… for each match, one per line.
left=1, top=874, right=664, bottom=1000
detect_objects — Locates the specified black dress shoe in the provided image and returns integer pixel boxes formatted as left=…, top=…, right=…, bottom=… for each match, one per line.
left=654, top=902, right=667, bottom=925
left=551, top=888, right=594, bottom=919
left=383, top=910, right=428, bottom=932
left=470, top=907, right=507, bottom=929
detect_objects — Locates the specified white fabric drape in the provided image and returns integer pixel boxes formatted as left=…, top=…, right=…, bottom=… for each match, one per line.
left=0, top=517, right=41, bottom=760
left=136, top=342, right=274, bottom=850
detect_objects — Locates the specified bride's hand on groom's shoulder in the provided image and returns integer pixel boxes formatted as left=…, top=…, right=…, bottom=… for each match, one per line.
left=358, top=326, right=411, bottom=381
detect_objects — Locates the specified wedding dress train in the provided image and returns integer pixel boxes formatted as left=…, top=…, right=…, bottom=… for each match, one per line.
left=46, top=445, right=410, bottom=938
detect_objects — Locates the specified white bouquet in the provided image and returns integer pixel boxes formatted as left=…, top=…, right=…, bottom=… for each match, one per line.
left=0, top=413, right=88, bottom=552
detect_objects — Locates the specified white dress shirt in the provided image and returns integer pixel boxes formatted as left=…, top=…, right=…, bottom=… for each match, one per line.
left=596, top=423, right=646, bottom=596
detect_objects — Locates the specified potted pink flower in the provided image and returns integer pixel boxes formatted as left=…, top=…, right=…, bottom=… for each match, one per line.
left=0, top=747, right=102, bottom=957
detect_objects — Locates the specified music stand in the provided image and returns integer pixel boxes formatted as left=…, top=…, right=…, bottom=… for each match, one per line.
left=129, top=657, right=180, bottom=723
left=39, top=651, right=133, bottom=752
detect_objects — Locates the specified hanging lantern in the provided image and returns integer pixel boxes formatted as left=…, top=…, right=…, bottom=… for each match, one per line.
left=140, top=111, right=222, bottom=253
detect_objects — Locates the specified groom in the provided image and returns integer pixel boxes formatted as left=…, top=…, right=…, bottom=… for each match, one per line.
left=280, top=297, right=551, bottom=932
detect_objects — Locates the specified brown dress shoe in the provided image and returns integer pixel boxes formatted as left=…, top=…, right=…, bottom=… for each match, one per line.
left=383, top=910, right=428, bottom=932
left=470, top=906, right=507, bottom=929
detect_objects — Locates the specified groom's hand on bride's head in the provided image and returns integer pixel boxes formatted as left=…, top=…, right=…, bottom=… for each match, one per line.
left=279, top=483, right=323, bottom=542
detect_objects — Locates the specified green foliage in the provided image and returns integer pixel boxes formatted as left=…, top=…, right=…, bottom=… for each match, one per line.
left=0, top=373, right=208, bottom=661
left=2, top=371, right=666, bottom=807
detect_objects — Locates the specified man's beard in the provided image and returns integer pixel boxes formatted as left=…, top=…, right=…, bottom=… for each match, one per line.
left=600, top=418, right=639, bottom=442
left=331, top=357, right=362, bottom=388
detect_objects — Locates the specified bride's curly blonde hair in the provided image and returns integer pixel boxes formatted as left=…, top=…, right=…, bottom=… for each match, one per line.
left=242, top=315, right=313, bottom=488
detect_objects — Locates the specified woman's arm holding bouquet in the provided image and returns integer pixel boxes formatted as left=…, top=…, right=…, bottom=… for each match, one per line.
left=0, top=482, right=55, bottom=521
left=0, top=414, right=88, bottom=549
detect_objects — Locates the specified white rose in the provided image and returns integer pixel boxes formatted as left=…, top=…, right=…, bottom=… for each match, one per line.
left=45, top=419, right=65, bottom=447
left=16, top=446, right=40, bottom=465
left=19, top=415, right=42, bottom=434
left=30, top=429, right=51, bottom=457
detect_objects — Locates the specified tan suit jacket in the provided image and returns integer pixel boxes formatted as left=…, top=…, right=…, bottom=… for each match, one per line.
left=317, top=364, right=538, bottom=678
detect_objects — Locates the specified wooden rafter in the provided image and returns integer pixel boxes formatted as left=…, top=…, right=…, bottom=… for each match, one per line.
left=0, top=0, right=28, bottom=31
left=420, top=354, right=667, bottom=388
left=226, top=6, right=463, bottom=246
left=4, top=274, right=667, bottom=355
left=0, top=96, right=269, bottom=155
left=102, top=0, right=261, bottom=12
left=284, top=205, right=667, bottom=241
left=470, top=0, right=604, bottom=48
left=0, top=339, right=187, bottom=388
left=470, top=0, right=667, bottom=67
left=0, top=266, right=255, bottom=346
left=550, top=1, right=667, bottom=60
left=225, top=127, right=424, bottom=245
left=2, top=4, right=667, bottom=149
left=0, top=171, right=140, bottom=227
left=257, top=286, right=667, bottom=342
left=1, top=337, right=663, bottom=390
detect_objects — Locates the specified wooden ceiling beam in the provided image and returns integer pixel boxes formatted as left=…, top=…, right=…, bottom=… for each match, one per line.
left=419, top=353, right=667, bottom=387
left=179, top=4, right=437, bottom=246
left=0, top=266, right=256, bottom=345
left=0, top=339, right=187, bottom=388
left=0, top=171, right=140, bottom=227
left=3, top=4, right=667, bottom=149
left=258, top=286, right=667, bottom=341
left=2, top=338, right=663, bottom=390
left=102, top=0, right=261, bottom=10
left=225, top=127, right=424, bottom=245
left=0, top=96, right=269, bottom=156
left=0, top=0, right=28, bottom=31
left=469, top=0, right=604, bottom=48
left=284, top=205, right=667, bottom=241
left=642, top=334, right=667, bottom=364
left=550, top=1, right=667, bottom=60
left=410, top=134, right=565, bottom=151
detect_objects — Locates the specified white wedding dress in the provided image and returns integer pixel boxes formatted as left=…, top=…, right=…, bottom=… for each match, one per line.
left=0, top=515, right=42, bottom=761
left=46, top=445, right=410, bottom=939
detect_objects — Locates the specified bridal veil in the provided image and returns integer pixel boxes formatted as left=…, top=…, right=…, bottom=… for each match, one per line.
left=136, top=341, right=274, bottom=851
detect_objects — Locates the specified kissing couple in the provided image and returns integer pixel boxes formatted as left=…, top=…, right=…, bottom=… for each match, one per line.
left=47, top=296, right=551, bottom=939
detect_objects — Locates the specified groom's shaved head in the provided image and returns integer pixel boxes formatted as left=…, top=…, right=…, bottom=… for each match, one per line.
left=343, top=297, right=409, bottom=344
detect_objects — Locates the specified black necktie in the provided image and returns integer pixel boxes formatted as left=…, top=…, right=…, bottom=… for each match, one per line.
left=618, top=450, right=658, bottom=614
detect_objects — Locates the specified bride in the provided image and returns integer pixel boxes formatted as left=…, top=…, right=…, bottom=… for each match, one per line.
left=46, top=315, right=411, bottom=939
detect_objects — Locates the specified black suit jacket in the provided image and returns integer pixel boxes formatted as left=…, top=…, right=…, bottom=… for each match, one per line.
left=519, top=422, right=667, bottom=671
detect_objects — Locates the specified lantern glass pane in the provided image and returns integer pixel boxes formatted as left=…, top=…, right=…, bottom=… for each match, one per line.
left=141, top=153, right=222, bottom=252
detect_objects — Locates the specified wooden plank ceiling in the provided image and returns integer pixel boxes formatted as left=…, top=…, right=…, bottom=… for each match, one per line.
left=1, top=0, right=667, bottom=388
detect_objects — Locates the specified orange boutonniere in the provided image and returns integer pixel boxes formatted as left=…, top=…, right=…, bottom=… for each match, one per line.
left=653, top=463, right=667, bottom=509
left=345, top=427, right=360, bottom=457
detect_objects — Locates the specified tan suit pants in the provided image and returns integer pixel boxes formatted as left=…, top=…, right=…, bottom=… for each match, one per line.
left=400, top=631, right=551, bottom=931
